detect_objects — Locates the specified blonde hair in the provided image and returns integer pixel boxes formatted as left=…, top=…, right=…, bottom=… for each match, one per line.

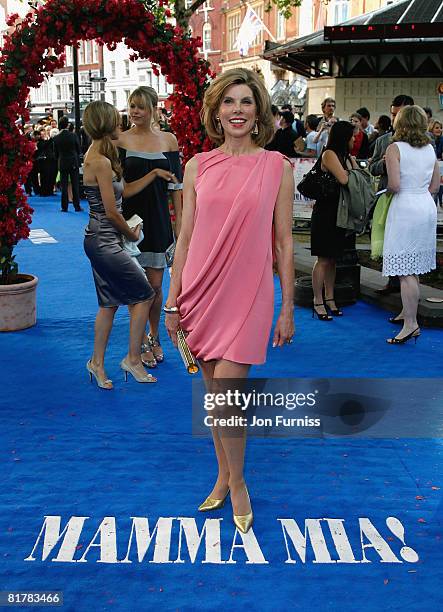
left=392, top=105, right=431, bottom=148
left=83, top=101, right=122, bottom=180
left=128, top=86, right=159, bottom=128
left=428, top=119, right=442, bottom=134
left=202, top=68, right=274, bottom=147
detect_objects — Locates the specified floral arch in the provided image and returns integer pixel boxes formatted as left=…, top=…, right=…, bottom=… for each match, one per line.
left=0, top=0, right=212, bottom=269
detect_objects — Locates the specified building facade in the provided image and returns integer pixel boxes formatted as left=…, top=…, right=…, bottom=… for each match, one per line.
left=102, top=43, right=172, bottom=112
left=217, top=0, right=402, bottom=98
left=188, top=0, right=223, bottom=73
left=264, top=0, right=442, bottom=120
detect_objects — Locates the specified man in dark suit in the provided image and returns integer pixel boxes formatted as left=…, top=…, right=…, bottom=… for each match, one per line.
left=265, top=111, right=298, bottom=157
left=369, top=94, right=414, bottom=294
left=53, top=116, right=82, bottom=212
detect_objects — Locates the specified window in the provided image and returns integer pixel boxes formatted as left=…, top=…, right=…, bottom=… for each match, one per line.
left=228, top=12, right=241, bottom=51
left=92, top=42, right=99, bottom=64
left=65, top=46, right=72, bottom=66
left=110, top=61, right=116, bottom=78
left=111, top=90, right=117, bottom=106
left=298, top=0, right=313, bottom=37
left=331, top=0, right=349, bottom=25
left=124, top=60, right=130, bottom=76
left=86, top=42, right=92, bottom=64
left=202, top=23, right=211, bottom=52
left=56, top=85, right=61, bottom=101
left=276, top=11, right=286, bottom=40
left=68, top=83, right=74, bottom=99
left=124, top=89, right=130, bottom=101
left=147, top=71, right=153, bottom=87
left=79, top=42, right=85, bottom=64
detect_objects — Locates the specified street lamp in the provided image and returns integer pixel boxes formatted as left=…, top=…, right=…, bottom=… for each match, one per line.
left=72, top=46, right=81, bottom=136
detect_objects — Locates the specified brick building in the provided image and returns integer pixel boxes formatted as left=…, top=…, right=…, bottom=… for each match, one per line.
left=188, top=0, right=223, bottom=73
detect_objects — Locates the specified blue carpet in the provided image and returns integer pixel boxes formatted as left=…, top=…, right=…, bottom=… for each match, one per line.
left=1, top=194, right=442, bottom=611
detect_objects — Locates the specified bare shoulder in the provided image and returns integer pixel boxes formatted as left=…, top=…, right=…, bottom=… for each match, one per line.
left=322, top=149, right=336, bottom=162
left=163, top=131, right=179, bottom=151
left=87, top=154, right=112, bottom=173
left=386, top=142, right=399, bottom=156
left=184, top=155, right=198, bottom=176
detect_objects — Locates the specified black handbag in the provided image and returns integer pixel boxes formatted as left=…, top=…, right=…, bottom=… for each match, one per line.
left=297, top=155, right=337, bottom=200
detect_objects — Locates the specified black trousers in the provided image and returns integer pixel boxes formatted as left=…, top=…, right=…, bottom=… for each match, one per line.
left=60, top=166, right=80, bottom=211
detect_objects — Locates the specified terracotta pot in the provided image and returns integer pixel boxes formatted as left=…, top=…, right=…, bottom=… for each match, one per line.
left=0, top=274, right=38, bottom=332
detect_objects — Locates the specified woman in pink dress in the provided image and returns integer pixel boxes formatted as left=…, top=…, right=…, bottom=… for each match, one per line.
left=165, top=69, right=295, bottom=533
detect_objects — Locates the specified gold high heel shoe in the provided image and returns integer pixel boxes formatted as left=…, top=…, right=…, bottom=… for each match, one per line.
left=233, top=487, right=253, bottom=534
left=86, top=360, right=113, bottom=390
left=198, top=490, right=229, bottom=512
left=120, top=358, right=157, bottom=383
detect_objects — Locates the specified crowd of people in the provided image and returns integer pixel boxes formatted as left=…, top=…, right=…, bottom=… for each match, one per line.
left=266, top=96, right=443, bottom=173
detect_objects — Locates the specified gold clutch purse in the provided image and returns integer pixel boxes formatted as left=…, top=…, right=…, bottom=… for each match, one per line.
left=176, top=329, right=199, bottom=375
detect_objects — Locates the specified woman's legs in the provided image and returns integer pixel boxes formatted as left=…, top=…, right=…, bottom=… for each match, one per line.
left=312, top=256, right=336, bottom=315
left=200, top=360, right=230, bottom=500
left=323, top=258, right=339, bottom=310
left=91, top=306, right=118, bottom=378
left=212, top=360, right=251, bottom=516
left=126, top=299, right=153, bottom=371
left=145, top=267, right=165, bottom=359
left=395, top=274, right=420, bottom=339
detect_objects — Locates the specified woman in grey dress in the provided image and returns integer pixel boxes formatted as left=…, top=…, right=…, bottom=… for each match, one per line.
left=82, top=101, right=176, bottom=388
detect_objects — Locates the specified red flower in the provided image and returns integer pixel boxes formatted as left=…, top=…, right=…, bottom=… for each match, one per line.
left=0, top=0, right=211, bottom=278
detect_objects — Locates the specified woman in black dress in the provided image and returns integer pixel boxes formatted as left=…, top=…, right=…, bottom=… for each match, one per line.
left=311, top=121, right=358, bottom=320
left=118, top=87, right=183, bottom=367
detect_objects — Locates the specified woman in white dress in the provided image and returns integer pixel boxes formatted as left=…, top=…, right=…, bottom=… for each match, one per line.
left=384, top=105, right=440, bottom=344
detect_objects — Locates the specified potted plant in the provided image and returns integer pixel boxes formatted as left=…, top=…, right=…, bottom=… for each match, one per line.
left=0, top=186, right=38, bottom=332
left=0, top=242, right=38, bottom=333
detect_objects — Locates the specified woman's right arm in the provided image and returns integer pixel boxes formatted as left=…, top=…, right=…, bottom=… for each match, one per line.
left=95, top=158, right=139, bottom=241
left=321, top=149, right=350, bottom=184
left=385, top=143, right=401, bottom=193
left=122, top=168, right=176, bottom=199
left=429, top=160, right=440, bottom=194
left=164, top=156, right=198, bottom=346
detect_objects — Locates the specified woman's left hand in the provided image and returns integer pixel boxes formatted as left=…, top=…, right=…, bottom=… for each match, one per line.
left=272, top=310, right=295, bottom=348
left=165, top=313, right=180, bottom=347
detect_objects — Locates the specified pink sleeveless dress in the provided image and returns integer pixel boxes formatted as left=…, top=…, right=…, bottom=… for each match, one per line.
left=177, top=148, right=285, bottom=364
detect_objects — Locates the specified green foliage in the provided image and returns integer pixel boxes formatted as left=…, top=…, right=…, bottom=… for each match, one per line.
left=265, top=0, right=303, bottom=20
left=0, top=245, right=18, bottom=284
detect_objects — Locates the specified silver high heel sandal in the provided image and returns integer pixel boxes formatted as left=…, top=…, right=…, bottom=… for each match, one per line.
left=120, top=358, right=157, bottom=383
left=86, top=360, right=113, bottom=390
left=141, top=342, right=157, bottom=368
left=148, top=333, right=164, bottom=363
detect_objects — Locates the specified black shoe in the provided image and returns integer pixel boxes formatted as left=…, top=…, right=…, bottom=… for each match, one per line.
left=386, top=327, right=420, bottom=345
left=75, top=207, right=84, bottom=212
left=312, top=303, right=333, bottom=321
left=376, top=285, right=400, bottom=295
left=388, top=316, right=403, bottom=325
left=60, top=209, right=68, bottom=212
left=324, top=298, right=343, bottom=316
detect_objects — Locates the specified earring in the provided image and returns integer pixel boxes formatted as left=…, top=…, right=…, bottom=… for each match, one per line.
left=252, top=120, right=259, bottom=135
left=215, top=116, right=223, bottom=135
